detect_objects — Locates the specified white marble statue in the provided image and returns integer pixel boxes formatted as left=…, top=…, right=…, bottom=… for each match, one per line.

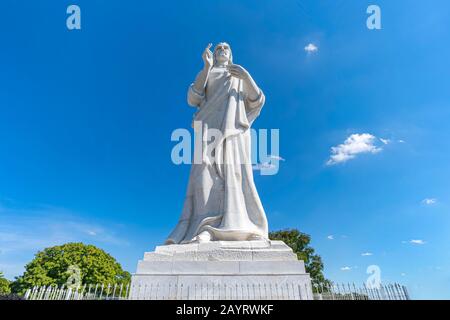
left=165, top=42, right=268, bottom=244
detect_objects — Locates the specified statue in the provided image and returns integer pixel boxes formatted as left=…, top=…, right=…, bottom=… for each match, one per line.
left=133, top=43, right=312, bottom=301
left=165, top=43, right=268, bottom=244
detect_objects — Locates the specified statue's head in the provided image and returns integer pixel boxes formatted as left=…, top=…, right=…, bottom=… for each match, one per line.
left=213, top=42, right=233, bottom=66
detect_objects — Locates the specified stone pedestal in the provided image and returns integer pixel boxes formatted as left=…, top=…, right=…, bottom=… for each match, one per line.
left=130, top=240, right=313, bottom=300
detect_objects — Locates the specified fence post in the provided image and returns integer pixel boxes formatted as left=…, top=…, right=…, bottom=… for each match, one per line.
left=402, top=285, right=410, bottom=300
left=24, top=289, right=31, bottom=300
left=65, top=287, right=72, bottom=300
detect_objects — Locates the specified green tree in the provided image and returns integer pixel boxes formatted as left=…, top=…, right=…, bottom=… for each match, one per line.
left=0, top=271, right=11, bottom=294
left=11, top=243, right=130, bottom=294
left=269, top=229, right=330, bottom=288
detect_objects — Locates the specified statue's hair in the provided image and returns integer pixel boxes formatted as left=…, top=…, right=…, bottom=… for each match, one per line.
left=213, top=42, right=233, bottom=65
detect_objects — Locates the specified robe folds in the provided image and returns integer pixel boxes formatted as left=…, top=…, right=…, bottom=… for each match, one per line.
left=165, top=67, right=268, bottom=244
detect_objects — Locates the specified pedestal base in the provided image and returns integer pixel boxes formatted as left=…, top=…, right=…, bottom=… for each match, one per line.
left=131, top=240, right=313, bottom=300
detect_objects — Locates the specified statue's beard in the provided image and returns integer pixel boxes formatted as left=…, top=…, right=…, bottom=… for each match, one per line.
left=215, top=57, right=230, bottom=66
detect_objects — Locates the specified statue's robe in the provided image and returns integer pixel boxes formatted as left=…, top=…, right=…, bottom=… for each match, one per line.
left=165, top=67, right=268, bottom=244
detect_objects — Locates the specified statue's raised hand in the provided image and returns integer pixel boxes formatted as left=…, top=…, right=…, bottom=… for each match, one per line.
left=202, top=43, right=213, bottom=69
left=227, top=64, right=250, bottom=80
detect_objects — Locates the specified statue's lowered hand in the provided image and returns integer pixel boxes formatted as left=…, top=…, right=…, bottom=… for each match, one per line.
left=227, top=64, right=250, bottom=80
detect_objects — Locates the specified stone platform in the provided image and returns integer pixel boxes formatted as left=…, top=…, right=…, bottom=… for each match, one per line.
left=130, top=240, right=313, bottom=300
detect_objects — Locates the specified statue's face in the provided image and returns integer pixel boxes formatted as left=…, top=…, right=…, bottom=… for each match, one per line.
left=214, top=43, right=232, bottom=64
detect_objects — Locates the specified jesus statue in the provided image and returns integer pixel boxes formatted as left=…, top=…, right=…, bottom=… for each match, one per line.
left=165, top=42, right=269, bottom=244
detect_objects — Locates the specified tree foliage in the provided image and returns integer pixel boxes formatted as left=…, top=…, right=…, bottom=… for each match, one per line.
left=10, top=243, right=130, bottom=294
left=269, top=229, right=330, bottom=287
left=0, top=271, right=11, bottom=295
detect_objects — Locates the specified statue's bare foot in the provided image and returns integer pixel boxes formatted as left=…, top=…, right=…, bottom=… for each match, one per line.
left=191, top=231, right=212, bottom=243
left=248, top=234, right=266, bottom=241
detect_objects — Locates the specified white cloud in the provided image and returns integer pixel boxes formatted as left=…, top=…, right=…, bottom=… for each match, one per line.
left=410, top=239, right=426, bottom=245
left=304, top=43, right=318, bottom=53
left=422, top=198, right=437, bottom=205
left=361, top=252, right=373, bottom=256
left=327, top=133, right=383, bottom=165
left=252, top=162, right=276, bottom=171
left=253, top=156, right=284, bottom=172
left=398, top=139, right=405, bottom=143
left=268, top=155, right=285, bottom=161
left=340, top=266, right=352, bottom=271
left=380, top=138, right=390, bottom=145
left=327, top=235, right=334, bottom=240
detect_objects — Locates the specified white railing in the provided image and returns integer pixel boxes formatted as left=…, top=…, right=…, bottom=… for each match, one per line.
left=23, top=282, right=410, bottom=300
left=24, top=283, right=131, bottom=300
left=313, top=283, right=410, bottom=300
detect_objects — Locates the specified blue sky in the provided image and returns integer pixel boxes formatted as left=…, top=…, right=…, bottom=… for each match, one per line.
left=1, top=0, right=450, bottom=299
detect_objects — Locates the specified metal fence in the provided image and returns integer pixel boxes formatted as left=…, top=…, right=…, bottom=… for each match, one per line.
left=313, top=283, right=410, bottom=300
left=23, top=282, right=410, bottom=300
left=24, top=283, right=131, bottom=301
left=128, top=282, right=313, bottom=300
